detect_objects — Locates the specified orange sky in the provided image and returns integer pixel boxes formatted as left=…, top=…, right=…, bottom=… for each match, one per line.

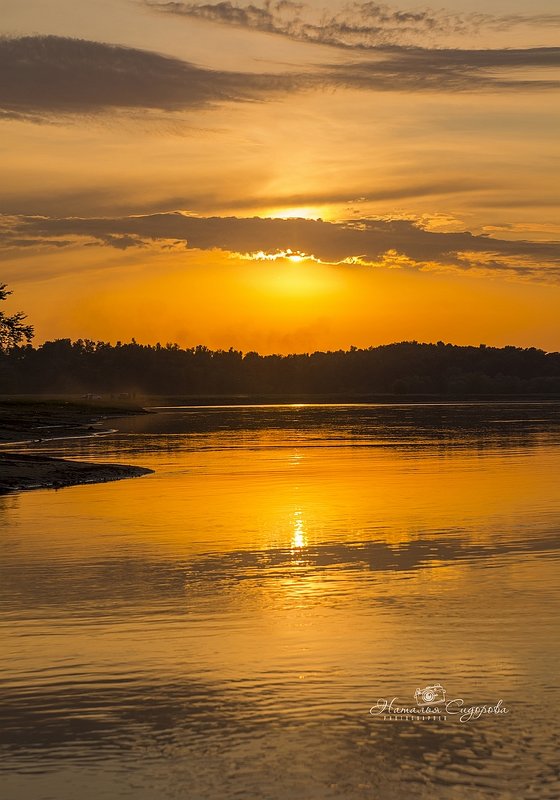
left=1, top=0, right=559, bottom=352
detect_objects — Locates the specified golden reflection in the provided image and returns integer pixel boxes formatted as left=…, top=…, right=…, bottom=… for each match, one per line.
left=10, top=440, right=560, bottom=567
left=291, top=512, right=307, bottom=551
left=3, top=427, right=559, bottom=703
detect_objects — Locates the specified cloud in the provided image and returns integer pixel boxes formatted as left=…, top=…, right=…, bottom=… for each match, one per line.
left=4, top=212, right=560, bottom=281
left=0, top=179, right=490, bottom=218
left=323, top=46, right=560, bottom=93
left=0, top=35, right=301, bottom=120
left=145, top=2, right=560, bottom=91
left=149, top=1, right=560, bottom=49
left=141, top=179, right=495, bottom=215
left=1, top=33, right=558, bottom=126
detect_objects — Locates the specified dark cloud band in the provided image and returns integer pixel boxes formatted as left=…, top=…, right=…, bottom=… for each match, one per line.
left=1, top=34, right=559, bottom=124
left=0, top=35, right=300, bottom=119
left=4, top=212, right=560, bottom=280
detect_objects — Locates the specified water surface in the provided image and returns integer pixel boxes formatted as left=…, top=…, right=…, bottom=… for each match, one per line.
left=1, top=403, right=559, bottom=799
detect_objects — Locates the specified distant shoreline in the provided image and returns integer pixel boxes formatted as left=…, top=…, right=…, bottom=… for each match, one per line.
left=4, top=392, right=559, bottom=407
left=142, top=392, right=560, bottom=406
left=0, top=400, right=152, bottom=495
left=4, top=341, right=559, bottom=398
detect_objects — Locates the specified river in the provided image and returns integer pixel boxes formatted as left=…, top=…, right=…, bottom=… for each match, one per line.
left=1, top=403, right=559, bottom=799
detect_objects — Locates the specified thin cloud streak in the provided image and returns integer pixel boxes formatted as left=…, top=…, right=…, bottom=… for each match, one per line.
left=0, top=180, right=493, bottom=217
left=322, top=48, right=560, bottom=93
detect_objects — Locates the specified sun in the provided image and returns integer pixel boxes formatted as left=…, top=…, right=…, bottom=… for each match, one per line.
left=266, top=206, right=322, bottom=221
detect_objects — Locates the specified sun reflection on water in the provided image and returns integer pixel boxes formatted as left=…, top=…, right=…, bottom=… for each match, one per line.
left=291, top=512, right=307, bottom=551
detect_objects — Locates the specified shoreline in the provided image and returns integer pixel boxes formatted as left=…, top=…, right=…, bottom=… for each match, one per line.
left=1, top=395, right=559, bottom=495
left=142, top=392, right=560, bottom=407
left=0, top=452, right=153, bottom=495
left=0, top=400, right=152, bottom=495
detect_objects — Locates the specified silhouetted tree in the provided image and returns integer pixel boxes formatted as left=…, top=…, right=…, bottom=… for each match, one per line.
left=0, top=284, right=34, bottom=352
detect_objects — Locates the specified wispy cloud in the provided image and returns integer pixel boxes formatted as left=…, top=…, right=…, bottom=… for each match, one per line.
left=148, top=1, right=560, bottom=49
left=323, top=46, right=560, bottom=92
left=0, top=179, right=493, bottom=220
left=144, top=2, right=560, bottom=91
left=4, top=212, right=560, bottom=282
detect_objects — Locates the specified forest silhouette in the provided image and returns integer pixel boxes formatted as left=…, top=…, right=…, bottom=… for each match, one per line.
left=1, top=339, right=560, bottom=397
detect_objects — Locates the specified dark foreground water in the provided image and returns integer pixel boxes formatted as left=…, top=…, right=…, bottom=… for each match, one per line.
left=1, top=403, right=559, bottom=799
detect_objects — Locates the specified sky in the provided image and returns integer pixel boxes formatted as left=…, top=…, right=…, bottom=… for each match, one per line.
left=1, top=0, right=559, bottom=353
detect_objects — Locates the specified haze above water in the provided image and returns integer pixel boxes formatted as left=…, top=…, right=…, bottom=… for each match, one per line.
left=1, top=403, right=559, bottom=799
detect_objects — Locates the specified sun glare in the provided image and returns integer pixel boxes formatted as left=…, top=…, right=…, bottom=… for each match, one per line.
left=267, top=206, right=322, bottom=220
left=247, top=249, right=312, bottom=263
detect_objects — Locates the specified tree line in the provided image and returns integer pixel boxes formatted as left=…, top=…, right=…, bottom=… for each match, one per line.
left=1, top=338, right=560, bottom=396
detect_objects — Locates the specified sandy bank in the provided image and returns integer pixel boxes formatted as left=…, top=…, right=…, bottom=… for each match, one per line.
left=0, top=399, right=147, bottom=444
left=0, top=400, right=153, bottom=494
left=0, top=452, right=153, bottom=494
